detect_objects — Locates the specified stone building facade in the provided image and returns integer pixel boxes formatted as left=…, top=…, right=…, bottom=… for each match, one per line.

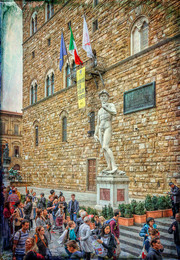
left=19, top=0, right=179, bottom=199
left=0, top=110, right=22, bottom=171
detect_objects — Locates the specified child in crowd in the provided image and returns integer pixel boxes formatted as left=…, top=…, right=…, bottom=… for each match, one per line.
left=55, top=204, right=64, bottom=234
left=68, top=221, right=77, bottom=241
left=99, top=216, right=105, bottom=227
left=67, top=240, right=85, bottom=260
left=94, top=215, right=102, bottom=235
left=52, top=198, right=59, bottom=228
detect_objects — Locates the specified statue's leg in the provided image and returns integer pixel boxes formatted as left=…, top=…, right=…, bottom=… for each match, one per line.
left=103, top=128, right=117, bottom=171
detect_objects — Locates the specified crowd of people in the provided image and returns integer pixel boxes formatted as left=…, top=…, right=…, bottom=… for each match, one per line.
left=1, top=182, right=180, bottom=260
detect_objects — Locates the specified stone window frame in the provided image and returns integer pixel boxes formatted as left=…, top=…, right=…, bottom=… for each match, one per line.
left=45, top=2, right=54, bottom=22
left=14, top=124, right=19, bottom=135
left=0, top=121, right=6, bottom=135
left=131, top=16, right=149, bottom=55
left=88, top=111, right=95, bottom=137
left=59, top=110, right=68, bottom=143
left=45, top=69, right=55, bottom=97
left=12, top=140, right=21, bottom=157
left=30, top=79, right=38, bottom=105
left=30, top=11, right=37, bottom=36
left=63, top=57, right=76, bottom=88
left=33, top=120, right=40, bottom=147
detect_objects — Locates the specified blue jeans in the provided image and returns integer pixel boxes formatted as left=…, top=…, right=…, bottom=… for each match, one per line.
left=70, top=213, right=77, bottom=222
left=176, top=244, right=180, bottom=257
left=15, top=254, right=25, bottom=260
left=33, top=208, right=36, bottom=219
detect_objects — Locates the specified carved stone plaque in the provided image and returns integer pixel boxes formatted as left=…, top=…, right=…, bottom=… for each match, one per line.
left=124, top=82, right=156, bottom=114
left=100, top=188, right=110, bottom=201
left=117, top=189, right=125, bottom=201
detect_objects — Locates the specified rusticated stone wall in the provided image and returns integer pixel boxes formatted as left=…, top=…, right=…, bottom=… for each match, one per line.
left=21, top=0, right=180, bottom=198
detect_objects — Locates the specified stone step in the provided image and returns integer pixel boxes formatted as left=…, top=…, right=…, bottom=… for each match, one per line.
left=120, top=228, right=174, bottom=242
left=120, top=236, right=177, bottom=259
left=135, top=217, right=174, bottom=228
left=120, top=222, right=171, bottom=234
left=121, top=242, right=177, bottom=259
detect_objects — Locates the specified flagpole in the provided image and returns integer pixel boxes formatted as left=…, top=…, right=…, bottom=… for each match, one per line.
left=61, top=28, right=73, bottom=80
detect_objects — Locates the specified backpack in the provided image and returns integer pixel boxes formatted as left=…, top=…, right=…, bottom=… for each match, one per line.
left=105, top=218, right=116, bottom=225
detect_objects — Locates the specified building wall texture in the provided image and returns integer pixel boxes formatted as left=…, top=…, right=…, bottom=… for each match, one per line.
left=0, top=110, right=22, bottom=171
left=22, top=0, right=180, bottom=198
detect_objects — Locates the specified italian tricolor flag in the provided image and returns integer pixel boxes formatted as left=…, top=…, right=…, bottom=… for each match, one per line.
left=69, top=26, right=83, bottom=65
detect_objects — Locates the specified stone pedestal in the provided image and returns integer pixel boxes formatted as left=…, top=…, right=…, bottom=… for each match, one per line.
left=3, top=163, right=10, bottom=187
left=95, top=174, right=130, bottom=210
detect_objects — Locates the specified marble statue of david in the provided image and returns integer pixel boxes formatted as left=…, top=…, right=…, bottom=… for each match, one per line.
left=94, top=90, right=118, bottom=175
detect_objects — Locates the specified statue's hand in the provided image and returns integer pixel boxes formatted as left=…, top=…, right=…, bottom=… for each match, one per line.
left=94, top=134, right=99, bottom=142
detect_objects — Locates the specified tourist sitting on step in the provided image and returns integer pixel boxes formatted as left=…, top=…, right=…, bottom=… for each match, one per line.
left=139, top=217, right=158, bottom=244
left=146, top=237, right=163, bottom=260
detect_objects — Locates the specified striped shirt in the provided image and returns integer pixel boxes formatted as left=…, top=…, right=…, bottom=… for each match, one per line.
left=14, top=229, right=29, bottom=255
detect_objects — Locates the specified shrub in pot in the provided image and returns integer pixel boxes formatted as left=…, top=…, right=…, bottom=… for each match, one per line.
left=118, top=204, right=134, bottom=226
left=107, top=204, right=114, bottom=218
left=145, top=195, right=162, bottom=218
left=162, top=195, right=173, bottom=217
left=152, top=196, right=159, bottom=210
left=131, top=199, right=138, bottom=215
left=118, top=203, right=125, bottom=217
left=145, top=195, right=155, bottom=211
left=102, top=205, right=108, bottom=219
left=134, top=202, right=146, bottom=223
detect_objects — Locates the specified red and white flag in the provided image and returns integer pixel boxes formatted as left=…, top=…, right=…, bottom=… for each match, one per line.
left=82, top=15, right=94, bottom=58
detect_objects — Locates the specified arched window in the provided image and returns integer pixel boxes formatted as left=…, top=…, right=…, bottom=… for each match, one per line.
left=30, top=12, right=37, bottom=36
left=62, top=117, right=67, bottom=142
left=131, top=16, right=149, bottom=55
left=35, top=84, right=37, bottom=103
left=35, top=125, right=38, bottom=146
left=45, top=2, right=54, bottom=21
left=14, top=146, right=20, bottom=157
left=30, top=80, right=37, bottom=105
left=45, top=70, right=55, bottom=97
left=64, top=58, right=76, bottom=88
left=51, top=73, right=54, bottom=95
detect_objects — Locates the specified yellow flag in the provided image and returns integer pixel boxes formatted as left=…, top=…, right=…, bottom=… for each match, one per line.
left=76, top=67, right=86, bottom=109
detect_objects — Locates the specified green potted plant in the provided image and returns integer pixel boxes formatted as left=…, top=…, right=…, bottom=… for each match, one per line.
left=162, top=195, right=173, bottom=217
left=102, top=205, right=108, bottom=219
left=107, top=204, right=114, bottom=218
left=145, top=195, right=162, bottom=218
left=118, top=204, right=134, bottom=226
left=130, top=199, right=138, bottom=215
left=134, top=202, right=146, bottom=223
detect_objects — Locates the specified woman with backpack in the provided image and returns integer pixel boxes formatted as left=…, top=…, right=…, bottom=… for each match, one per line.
left=35, top=226, right=52, bottom=259
left=96, top=224, right=116, bottom=259
left=24, top=237, right=44, bottom=260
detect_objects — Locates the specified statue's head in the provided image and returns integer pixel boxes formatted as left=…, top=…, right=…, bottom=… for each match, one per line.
left=99, top=90, right=109, bottom=98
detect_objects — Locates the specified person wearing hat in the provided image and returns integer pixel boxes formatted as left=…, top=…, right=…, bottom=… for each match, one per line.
left=14, top=201, right=25, bottom=232
left=168, top=182, right=180, bottom=219
left=139, top=217, right=158, bottom=244
left=94, top=90, right=118, bottom=174
left=38, top=193, right=46, bottom=210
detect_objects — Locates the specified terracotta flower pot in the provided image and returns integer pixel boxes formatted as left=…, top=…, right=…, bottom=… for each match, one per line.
left=146, top=210, right=162, bottom=219
left=162, top=209, right=173, bottom=217
left=134, top=214, right=146, bottom=224
left=118, top=217, right=134, bottom=226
